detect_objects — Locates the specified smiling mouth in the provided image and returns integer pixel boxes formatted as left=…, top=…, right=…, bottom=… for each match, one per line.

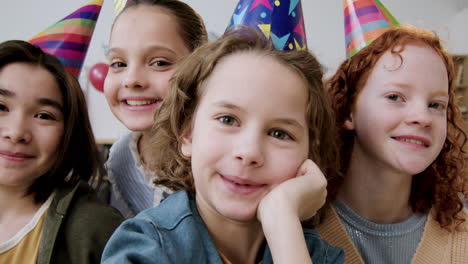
left=0, top=152, right=34, bottom=162
left=392, top=137, right=429, bottom=147
left=124, top=99, right=161, bottom=106
left=226, top=178, right=259, bottom=187
left=222, top=176, right=266, bottom=195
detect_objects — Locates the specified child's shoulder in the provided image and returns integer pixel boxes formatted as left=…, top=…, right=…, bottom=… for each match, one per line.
left=458, top=208, right=468, bottom=232
left=52, top=181, right=124, bottom=228
left=135, top=190, right=194, bottom=229
left=101, top=190, right=215, bottom=263
left=301, top=227, right=345, bottom=264
left=107, top=131, right=136, bottom=158
left=105, top=132, right=141, bottom=177
left=41, top=182, right=125, bottom=264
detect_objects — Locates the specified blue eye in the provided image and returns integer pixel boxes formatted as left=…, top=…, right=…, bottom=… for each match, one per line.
left=217, top=115, right=237, bottom=126
left=269, top=129, right=292, bottom=140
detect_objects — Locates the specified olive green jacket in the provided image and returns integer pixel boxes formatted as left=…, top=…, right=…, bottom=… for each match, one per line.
left=37, top=181, right=124, bottom=264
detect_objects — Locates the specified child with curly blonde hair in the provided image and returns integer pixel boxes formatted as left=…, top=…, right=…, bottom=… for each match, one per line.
left=102, top=30, right=344, bottom=264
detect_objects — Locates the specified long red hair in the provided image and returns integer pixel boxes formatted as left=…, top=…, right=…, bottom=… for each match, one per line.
left=327, top=26, right=467, bottom=230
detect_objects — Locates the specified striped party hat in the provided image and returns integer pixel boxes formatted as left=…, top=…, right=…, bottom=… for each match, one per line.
left=29, top=0, right=104, bottom=77
left=344, top=0, right=399, bottom=58
left=227, top=0, right=307, bottom=51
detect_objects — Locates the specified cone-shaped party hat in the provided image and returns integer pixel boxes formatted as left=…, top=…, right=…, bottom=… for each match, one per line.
left=344, top=0, right=399, bottom=58
left=29, top=0, right=104, bottom=77
left=227, top=0, right=307, bottom=51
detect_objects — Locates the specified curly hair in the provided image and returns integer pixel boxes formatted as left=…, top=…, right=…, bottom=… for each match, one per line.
left=326, top=26, right=467, bottom=230
left=147, top=29, right=340, bottom=195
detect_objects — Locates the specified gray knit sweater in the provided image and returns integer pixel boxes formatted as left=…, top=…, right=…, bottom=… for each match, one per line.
left=106, top=132, right=171, bottom=218
left=334, top=200, right=427, bottom=264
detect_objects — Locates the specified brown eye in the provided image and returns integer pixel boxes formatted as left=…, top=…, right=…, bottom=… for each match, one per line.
left=110, top=61, right=126, bottom=68
left=35, top=113, right=55, bottom=120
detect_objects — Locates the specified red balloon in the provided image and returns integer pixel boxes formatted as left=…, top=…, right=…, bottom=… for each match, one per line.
left=88, top=63, right=109, bottom=92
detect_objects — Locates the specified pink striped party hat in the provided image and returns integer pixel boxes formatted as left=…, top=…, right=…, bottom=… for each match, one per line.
left=29, top=0, right=104, bottom=77
left=344, top=0, right=399, bottom=58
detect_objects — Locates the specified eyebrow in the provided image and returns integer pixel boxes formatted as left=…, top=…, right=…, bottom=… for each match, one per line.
left=274, top=118, right=306, bottom=130
left=384, top=82, right=410, bottom=89
left=107, top=45, right=177, bottom=57
left=0, top=88, right=14, bottom=97
left=0, top=88, right=63, bottom=112
left=214, top=101, right=305, bottom=130
left=385, top=83, right=449, bottom=97
left=214, top=101, right=243, bottom=111
left=38, top=98, right=63, bottom=112
left=431, top=91, right=449, bottom=98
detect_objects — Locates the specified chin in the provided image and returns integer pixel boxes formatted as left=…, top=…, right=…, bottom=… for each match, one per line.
left=402, top=159, right=435, bottom=175
left=225, top=213, right=258, bottom=223
left=122, top=120, right=153, bottom=132
left=217, top=205, right=259, bottom=223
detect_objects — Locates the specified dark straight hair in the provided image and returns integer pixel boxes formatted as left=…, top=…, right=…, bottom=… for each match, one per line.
left=0, top=40, right=105, bottom=202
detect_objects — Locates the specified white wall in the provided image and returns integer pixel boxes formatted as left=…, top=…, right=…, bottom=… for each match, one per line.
left=1, top=0, right=467, bottom=142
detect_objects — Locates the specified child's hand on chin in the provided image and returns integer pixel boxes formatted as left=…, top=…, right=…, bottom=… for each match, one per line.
left=257, top=159, right=327, bottom=226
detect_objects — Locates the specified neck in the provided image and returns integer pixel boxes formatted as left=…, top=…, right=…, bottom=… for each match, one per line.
left=0, top=185, right=42, bottom=242
left=0, top=185, right=35, bottom=213
left=338, top=150, right=413, bottom=224
left=196, top=200, right=265, bottom=264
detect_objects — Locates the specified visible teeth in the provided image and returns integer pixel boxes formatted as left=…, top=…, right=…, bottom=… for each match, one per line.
left=126, top=100, right=155, bottom=106
left=399, top=138, right=426, bottom=146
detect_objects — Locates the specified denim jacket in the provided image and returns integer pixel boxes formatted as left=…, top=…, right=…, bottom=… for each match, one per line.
left=102, top=190, right=344, bottom=264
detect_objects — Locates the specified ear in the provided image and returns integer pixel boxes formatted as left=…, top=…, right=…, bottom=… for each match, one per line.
left=343, top=112, right=355, bottom=130
left=180, top=128, right=193, bottom=158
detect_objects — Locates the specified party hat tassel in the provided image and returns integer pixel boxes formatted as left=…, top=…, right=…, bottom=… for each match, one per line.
left=29, top=0, right=104, bottom=77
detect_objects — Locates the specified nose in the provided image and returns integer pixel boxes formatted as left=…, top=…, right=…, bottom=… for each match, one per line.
left=233, top=130, right=264, bottom=167
left=1, top=115, right=32, bottom=144
left=405, top=102, right=432, bottom=127
left=123, top=65, right=148, bottom=89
